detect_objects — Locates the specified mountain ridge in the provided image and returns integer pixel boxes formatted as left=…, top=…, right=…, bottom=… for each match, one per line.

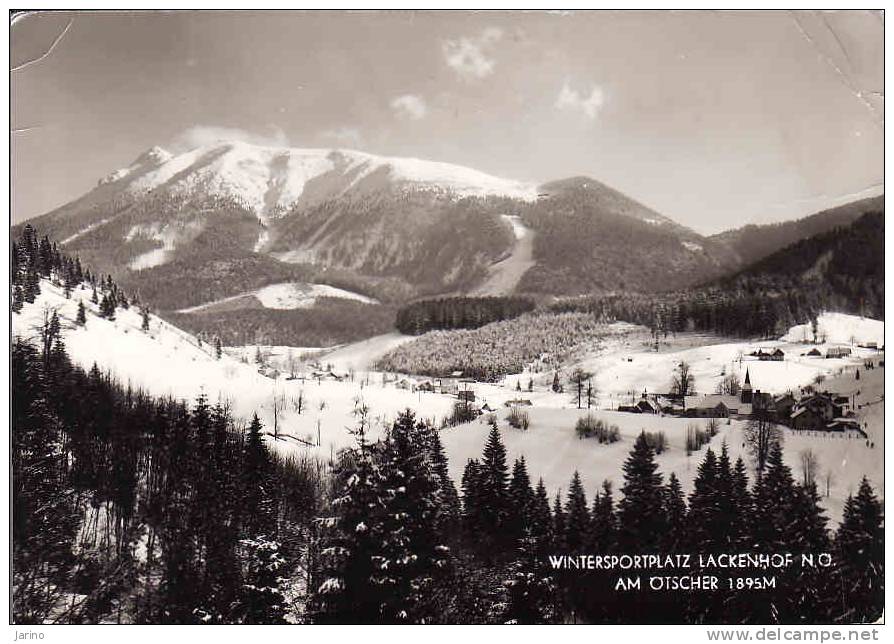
left=15, top=140, right=881, bottom=344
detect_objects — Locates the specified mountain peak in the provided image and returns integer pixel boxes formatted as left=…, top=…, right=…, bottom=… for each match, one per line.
left=132, top=145, right=174, bottom=167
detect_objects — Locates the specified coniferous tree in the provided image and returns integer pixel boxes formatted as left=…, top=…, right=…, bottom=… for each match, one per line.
left=76, top=300, right=87, bottom=326
left=314, top=418, right=385, bottom=623
left=241, top=414, right=277, bottom=538
left=24, top=267, right=41, bottom=303
left=12, top=284, right=25, bottom=313
left=590, top=479, right=616, bottom=552
left=375, top=412, right=452, bottom=623
left=529, top=478, right=554, bottom=554
left=833, top=477, right=883, bottom=623
left=617, top=432, right=667, bottom=551
left=789, top=481, right=832, bottom=622
left=563, top=471, right=590, bottom=553
left=748, top=443, right=801, bottom=622
left=477, top=421, right=510, bottom=552
left=751, top=443, right=797, bottom=550
left=664, top=473, right=687, bottom=551
left=11, top=340, right=80, bottom=623
left=507, top=457, right=535, bottom=545
left=688, top=448, right=720, bottom=548
left=461, top=458, right=482, bottom=535
left=429, top=429, right=461, bottom=535
left=731, top=457, right=752, bottom=545
left=99, top=293, right=116, bottom=320
left=552, top=491, right=566, bottom=551
left=502, top=529, right=555, bottom=624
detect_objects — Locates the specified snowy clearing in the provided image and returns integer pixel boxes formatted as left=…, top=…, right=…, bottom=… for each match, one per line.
left=781, top=312, right=884, bottom=346
left=177, top=281, right=378, bottom=313
left=256, top=282, right=378, bottom=308
left=469, top=215, right=535, bottom=296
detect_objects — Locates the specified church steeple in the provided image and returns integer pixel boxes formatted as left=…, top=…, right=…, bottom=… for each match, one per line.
left=741, top=368, right=753, bottom=403
left=744, top=369, right=751, bottom=385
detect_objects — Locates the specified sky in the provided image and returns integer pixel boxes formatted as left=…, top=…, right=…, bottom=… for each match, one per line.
left=11, top=10, right=884, bottom=234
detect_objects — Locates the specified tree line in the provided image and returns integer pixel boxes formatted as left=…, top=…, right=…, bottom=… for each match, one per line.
left=395, top=296, right=536, bottom=335
left=12, top=223, right=145, bottom=323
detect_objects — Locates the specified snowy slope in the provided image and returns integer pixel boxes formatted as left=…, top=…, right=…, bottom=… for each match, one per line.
left=12, top=279, right=455, bottom=456
left=177, top=281, right=379, bottom=314
left=781, top=312, right=885, bottom=346
left=96, top=141, right=538, bottom=222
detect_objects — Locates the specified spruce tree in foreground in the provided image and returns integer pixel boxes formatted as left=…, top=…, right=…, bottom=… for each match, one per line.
left=477, top=421, right=510, bottom=552
left=563, top=471, right=590, bottom=553
left=461, top=458, right=483, bottom=537
left=834, top=477, right=884, bottom=623
left=507, top=457, right=534, bottom=545
left=375, top=412, right=452, bottom=623
left=503, top=530, right=555, bottom=624
left=430, top=429, right=461, bottom=535
left=76, top=300, right=87, bottom=326
left=11, top=340, right=80, bottom=623
left=664, top=473, right=686, bottom=552
left=314, top=420, right=385, bottom=623
left=590, top=479, right=615, bottom=552
left=552, top=491, right=566, bottom=551
left=617, top=432, right=667, bottom=551
left=530, top=478, right=554, bottom=554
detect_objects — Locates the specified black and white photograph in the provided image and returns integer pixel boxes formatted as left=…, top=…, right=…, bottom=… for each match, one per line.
left=8, top=7, right=885, bottom=630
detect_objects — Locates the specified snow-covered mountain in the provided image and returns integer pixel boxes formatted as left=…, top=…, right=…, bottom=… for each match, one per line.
left=94, top=141, right=538, bottom=222
left=18, top=140, right=744, bottom=339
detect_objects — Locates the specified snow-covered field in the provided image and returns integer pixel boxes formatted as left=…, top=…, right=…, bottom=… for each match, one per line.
left=177, top=281, right=378, bottom=313
left=13, top=280, right=883, bottom=524
left=440, top=387, right=881, bottom=527
left=781, top=312, right=884, bottom=346
left=256, top=282, right=378, bottom=308
left=570, top=322, right=884, bottom=407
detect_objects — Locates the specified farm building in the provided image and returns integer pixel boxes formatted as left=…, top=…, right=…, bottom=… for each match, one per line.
left=826, top=346, right=852, bottom=359
left=754, top=348, right=785, bottom=361
left=683, top=394, right=748, bottom=418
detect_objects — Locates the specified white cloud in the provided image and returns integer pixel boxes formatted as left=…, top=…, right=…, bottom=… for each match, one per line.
left=390, top=94, right=428, bottom=120
left=320, top=126, right=363, bottom=147
left=442, top=27, right=503, bottom=80
left=171, top=125, right=289, bottom=152
left=554, top=82, right=605, bottom=120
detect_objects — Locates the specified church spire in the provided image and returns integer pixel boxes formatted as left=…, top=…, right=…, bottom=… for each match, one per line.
left=741, top=368, right=753, bottom=404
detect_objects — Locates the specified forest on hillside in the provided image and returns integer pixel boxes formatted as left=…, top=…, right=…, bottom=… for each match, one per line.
left=549, top=212, right=884, bottom=340
left=395, top=295, right=536, bottom=335
left=378, top=312, right=606, bottom=381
